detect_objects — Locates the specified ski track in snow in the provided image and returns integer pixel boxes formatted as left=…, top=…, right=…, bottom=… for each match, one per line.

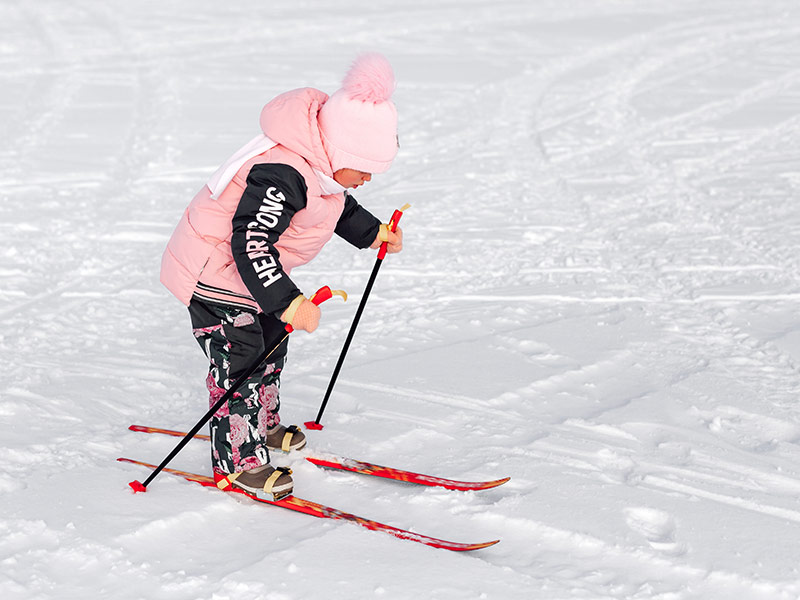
left=2, top=1, right=800, bottom=598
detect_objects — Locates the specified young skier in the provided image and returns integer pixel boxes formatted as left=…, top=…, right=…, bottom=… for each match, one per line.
left=159, top=53, right=403, bottom=499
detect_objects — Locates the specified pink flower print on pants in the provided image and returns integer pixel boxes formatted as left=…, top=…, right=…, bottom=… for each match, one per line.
left=258, top=382, right=281, bottom=430
left=206, top=373, right=231, bottom=419
left=228, top=413, right=248, bottom=468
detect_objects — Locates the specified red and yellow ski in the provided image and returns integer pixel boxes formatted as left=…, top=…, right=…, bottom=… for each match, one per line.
left=128, top=424, right=510, bottom=492
left=118, top=457, right=499, bottom=552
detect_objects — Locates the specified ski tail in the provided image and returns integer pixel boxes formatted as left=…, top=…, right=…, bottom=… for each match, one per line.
left=129, top=424, right=210, bottom=441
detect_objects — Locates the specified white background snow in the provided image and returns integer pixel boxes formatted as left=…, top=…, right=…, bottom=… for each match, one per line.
left=2, top=0, right=800, bottom=598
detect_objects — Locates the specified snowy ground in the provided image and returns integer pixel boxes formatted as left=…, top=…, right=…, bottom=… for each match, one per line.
left=2, top=0, right=800, bottom=598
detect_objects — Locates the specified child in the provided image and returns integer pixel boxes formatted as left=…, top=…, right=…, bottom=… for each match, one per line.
left=160, top=53, right=403, bottom=499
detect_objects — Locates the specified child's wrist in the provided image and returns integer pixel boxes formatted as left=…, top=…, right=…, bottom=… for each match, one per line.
left=280, top=294, right=307, bottom=324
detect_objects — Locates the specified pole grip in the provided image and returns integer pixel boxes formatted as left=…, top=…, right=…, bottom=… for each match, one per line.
left=377, top=204, right=410, bottom=260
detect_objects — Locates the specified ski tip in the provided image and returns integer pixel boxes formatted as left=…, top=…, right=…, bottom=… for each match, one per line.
left=304, top=421, right=324, bottom=431
left=129, top=480, right=147, bottom=493
left=459, top=539, right=501, bottom=551
left=482, top=477, right=511, bottom=489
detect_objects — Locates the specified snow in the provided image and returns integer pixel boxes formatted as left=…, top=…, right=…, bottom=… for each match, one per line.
left=2, top=0, right=800, bottom=597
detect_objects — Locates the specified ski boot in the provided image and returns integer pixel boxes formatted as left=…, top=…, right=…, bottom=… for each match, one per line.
left=215, top=464, right=293, bottom=500
left=266, top=424, right=306, bottom=452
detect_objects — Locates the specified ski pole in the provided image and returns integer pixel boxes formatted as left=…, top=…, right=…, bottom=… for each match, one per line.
left=305, top=204, right=410, bottom=431
left=129, top=285, right=346, bottom=493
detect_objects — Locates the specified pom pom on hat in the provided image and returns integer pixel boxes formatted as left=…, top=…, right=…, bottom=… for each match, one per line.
left=318, top=53, right=398, bottom=175
left=341, top=53, right=396, bottom=103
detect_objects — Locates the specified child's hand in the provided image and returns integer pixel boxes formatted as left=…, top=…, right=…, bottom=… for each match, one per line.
left=281, top=296, right=321, bottom=333
left=293, top=299, right=321, bottom=332
left=370, top=225, right=403, bottom=254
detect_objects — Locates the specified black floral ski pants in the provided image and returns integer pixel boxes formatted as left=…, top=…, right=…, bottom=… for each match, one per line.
left=188, top=298, right=288, bottom=475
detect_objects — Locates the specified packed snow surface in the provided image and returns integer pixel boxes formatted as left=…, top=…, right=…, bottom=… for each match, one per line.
left=2, top=1, right=800, bottom=598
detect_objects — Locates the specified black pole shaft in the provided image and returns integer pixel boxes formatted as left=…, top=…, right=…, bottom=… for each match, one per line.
left=312, top=256, right=384, bottom=425
left=140, top=330, right=290, bottom=488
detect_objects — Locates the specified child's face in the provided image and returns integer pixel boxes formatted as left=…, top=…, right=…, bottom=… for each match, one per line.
left=333, top=168, right=372, bottom=189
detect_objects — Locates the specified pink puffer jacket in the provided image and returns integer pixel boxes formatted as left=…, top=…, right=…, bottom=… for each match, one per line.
left=160, top=88, right=344, bottom=310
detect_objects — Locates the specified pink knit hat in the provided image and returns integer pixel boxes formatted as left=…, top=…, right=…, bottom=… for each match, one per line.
left=318, top=53, right=398, bottom=174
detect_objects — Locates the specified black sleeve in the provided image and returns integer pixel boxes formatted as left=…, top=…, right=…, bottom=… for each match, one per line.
left=231, top=163, right=308, bottom=319
left=335, top=192, right=381, bottom=249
